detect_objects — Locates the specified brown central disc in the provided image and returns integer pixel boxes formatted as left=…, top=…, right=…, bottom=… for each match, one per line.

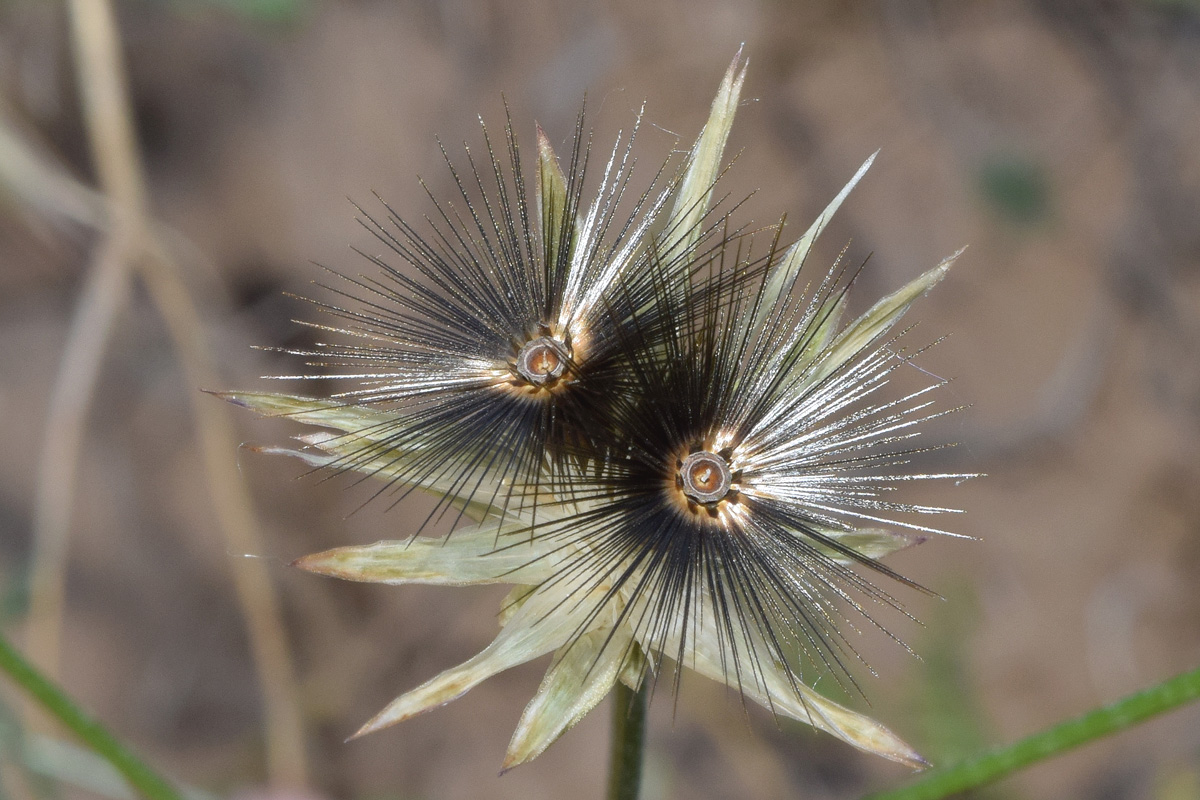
left=516, top=337, right=567, bottom=385
left=680, top=451, right=732, bottom=504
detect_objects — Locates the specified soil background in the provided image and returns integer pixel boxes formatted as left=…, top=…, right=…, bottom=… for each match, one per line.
left=2, top=2, right=1200, bottom=799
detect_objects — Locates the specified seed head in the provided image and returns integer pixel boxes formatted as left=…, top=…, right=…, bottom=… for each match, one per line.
left=223, top=48, right=975, bottom=773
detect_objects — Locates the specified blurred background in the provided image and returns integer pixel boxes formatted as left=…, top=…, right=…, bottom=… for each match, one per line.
left=2, top=1, right=1200, bottom=798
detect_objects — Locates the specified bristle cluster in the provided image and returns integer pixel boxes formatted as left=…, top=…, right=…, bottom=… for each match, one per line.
left=273, top=103, right=737, bottom=522
left=241, top=51, right=973, bottom=769
left=514, top=233, right=970, bottom=699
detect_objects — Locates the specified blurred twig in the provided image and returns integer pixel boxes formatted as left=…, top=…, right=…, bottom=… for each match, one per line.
left=0, top=107, right=107, bottom=229
left=23, top=733, right=220, bottom=800
left=27, top=232, right=132, bottom=695
left=18, top=0, right=308, bottom=787
left=135, top=236, right=310, bottom=788
left=26, top=0, right=146, bottom=717
left=23, top=734, right=138, bottom=800
left=0, top=630, right=183, bottom=800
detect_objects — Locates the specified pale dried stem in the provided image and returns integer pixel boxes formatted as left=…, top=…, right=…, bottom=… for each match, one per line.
left=66, top=0, right=146, bottom=219
left=26, top=0, right=142, bottom=709
left=21, top=0, right=307, bottom=787
left=0, top=106, right=107, bottom=229
left=27, top=231, right=131, bottom=689
left=137, top=239, right=310, bottom=787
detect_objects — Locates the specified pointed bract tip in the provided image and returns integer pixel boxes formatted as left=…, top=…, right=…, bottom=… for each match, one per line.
left=291, top=550, right=334, bottom=574
left=882, top=741, right=931, bottom=771
left=842, top=151, right=877, bottom=190
left=725, top=46, right=749, bottom=88
left=344, top=725, right=370, bottom=744
left=347, top=711, right=398, bottom=742
left=290, top=547, right=364, bottom=579
left=536, top=125, right=557, bottom=159
left=210, top=390, right=247, bottom=408
left=730, top=43, right=747, bottom=72
left=923, top=246, right=967, bottom=287
left=941, top=245, right=969, bottom=268
left=920, top=246, right=967, bottom=289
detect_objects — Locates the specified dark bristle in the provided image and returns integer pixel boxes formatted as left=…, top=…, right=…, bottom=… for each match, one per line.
left=270, top=102, right=744, bottom=530
left=501, top=232, right=965, bottom=705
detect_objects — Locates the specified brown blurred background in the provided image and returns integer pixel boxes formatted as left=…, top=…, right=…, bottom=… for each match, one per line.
left=2, top=1, right=1200, bottom=798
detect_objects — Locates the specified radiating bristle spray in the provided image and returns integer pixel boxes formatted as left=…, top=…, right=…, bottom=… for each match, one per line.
left=263, top=59, right=748, bottom=527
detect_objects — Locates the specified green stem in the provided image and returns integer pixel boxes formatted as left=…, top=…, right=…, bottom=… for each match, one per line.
left=607, top=681, right=648, bottom=800
left=0, top=630, right=183, bottom=800
left=866, top=664, right=1200, bottom=800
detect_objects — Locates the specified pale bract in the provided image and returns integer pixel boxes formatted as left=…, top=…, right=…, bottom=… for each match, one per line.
left=225, top=51, right=966, bottom=772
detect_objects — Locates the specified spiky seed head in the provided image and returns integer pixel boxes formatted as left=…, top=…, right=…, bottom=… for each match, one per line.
left=224, top=49, right=974, bottom=774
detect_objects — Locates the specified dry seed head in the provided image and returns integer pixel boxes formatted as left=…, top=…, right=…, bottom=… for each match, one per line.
left=234, top=50, right=968, bottom=772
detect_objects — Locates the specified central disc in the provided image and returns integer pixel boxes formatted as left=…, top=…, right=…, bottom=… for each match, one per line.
left=516, top=336, right=567, bottom=385
left=679, top=451, right=733, bottom=504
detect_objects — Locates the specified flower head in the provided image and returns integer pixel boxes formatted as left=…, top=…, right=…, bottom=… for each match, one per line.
left=257, top=55, right=748, bottom=526
left=224, top=51, right=971, bottom=772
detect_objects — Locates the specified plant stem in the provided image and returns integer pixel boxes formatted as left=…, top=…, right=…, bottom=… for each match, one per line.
left=0, top=631, right=183, bottom=800
left=866, top=664, right=1200, bottom=800
left=55, top=0, right=309, bottom=786
left=607, top=682, right=648, bottom=800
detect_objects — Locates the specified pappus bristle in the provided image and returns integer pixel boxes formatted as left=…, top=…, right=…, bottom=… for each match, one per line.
left=266, top=100, right=745, bottom=528
left=512, top=228, right=972, bottom=707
